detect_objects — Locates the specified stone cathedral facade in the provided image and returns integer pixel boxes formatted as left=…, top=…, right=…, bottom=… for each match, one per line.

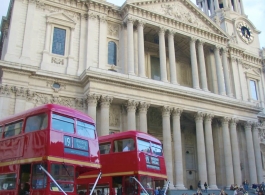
left=1, top=0, right=265, bottom=190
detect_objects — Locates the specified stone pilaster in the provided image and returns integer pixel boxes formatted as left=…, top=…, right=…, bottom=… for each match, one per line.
left=127, top=17, right=135, bottom=75
left=87, top=93, right=100, bottom=122
left=172, top=108, right=185, bottom=189
left=190, top=38, right=200, bottom=89
left=159, top=27, right=168, bottom=82
left=222, top=117, right=235, bottom=188
left=168, top=30, right=178, bottom=85
left=197, top=40, right=208, bottom=91
left=229, top=118, right=242, bottom=186
left=252, top=123, right=263, bottom=183
left=222, top=48, right=232, bottom=97
left=162, top=106, right=174, bottom=188
left=204, top=114, right=218, bottom=189
left=137, top=21, right=146, bottom=78
left=126, top=100, right=138, bottom=130
left=214, top=46, right=226, bottom=95
left=195, top=112, right=208, bottom=185
left=138, top=102, right=150, bottom=133
left=98, top=15, right=107, bottom=69
left=100, top=96, right=113, bottom=136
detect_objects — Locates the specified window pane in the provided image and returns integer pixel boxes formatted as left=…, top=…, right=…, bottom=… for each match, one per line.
left=99, top=143, right=111, bottom=154
left=108, top=41, right=117, bottom=65
left=50, top=164, right=74, bottom=182
left=32, top=164, right=47, bottom=189
left=0, top=126, right=2, bottom=134
left=151, top=57, right=161, bottom=81
left=77, top=121, right=95, bottom=139
left=52, top=114, right=74, bottom=133
left=0, top=173, right=16, bottom=190
left=137, top=139, right=151, bottom=153
left=151, top=143, right=163, bottom=156
left=250, top=80, right=258, bottom=100
left=4, top=121, right=23, bottom=138
left=52, top=27, right=66, bottom=55
left=113, top=139, right=135, bottom=152
left=25, top=113, right=48, bottom=132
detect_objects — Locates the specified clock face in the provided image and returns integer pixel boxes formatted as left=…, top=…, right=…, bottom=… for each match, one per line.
left=236, top=22, right=254, bottom=44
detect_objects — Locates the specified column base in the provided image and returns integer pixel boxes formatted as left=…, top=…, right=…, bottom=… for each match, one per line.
left=209, top=185, right=219, bottom=189
left=175, top=184, right=186, bottom=190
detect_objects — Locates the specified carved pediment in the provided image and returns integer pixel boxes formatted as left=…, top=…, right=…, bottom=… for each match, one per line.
left=129, top=0, right=225, bottom=36
left=47, top=12, right=76, bottom=28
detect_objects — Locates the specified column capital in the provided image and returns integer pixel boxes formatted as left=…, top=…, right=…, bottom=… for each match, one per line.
left=100, top=95, right=113, bottom=107
left=195, top=112, right=205, bottom=121
left=172, top=108, right=183, bottom=117
left=127, top=17, right=135, bottom=24
left=205, top=113, right=214, bottom=122
left=221, top=117, right=230, bottom=124
left=137, top=20, right=145, bottom=27
left=222, top=47, right=229, bottom=54
left=168, top=30, right=176, bottom=36
left=161, top=106, right=172, bottom=117
left=98, top=15, right=107, bottom=23
left=252, top=122, right=260, bottom=129
left=230, top=118, right=239, bottom=125
left=190, top=37, right=197, bottom=43
left=88, top=12, right=97, bottom=20
left=87, top=93, right=100, bottom=106
left=214, top=45, right=221, bottom=51
left=197, top=39, right=205, bottom=45
left=244, top=121, right=253, bottom=129
left=158, top=27, right=166, bottom=34
left=126, top=100, right=139, bottom=111
left=138, top=102, right=150, bottom=112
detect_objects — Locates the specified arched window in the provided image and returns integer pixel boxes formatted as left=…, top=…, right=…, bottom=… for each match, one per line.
left=108, top=41, right=117, bottom=65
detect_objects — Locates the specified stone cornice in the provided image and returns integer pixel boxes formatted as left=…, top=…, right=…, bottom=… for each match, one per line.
left=122, top=0, right=228, bottom=46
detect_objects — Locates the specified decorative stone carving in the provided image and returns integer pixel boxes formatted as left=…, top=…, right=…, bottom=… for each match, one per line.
left=51, top=57, right=64, bottom=65
left=161, top=106, right=172, bottom=117
left=205, top=113, right=214, bottom=122
left=126, top=100, right=139, bottom=111
left=47, top=81, right=66, bottom=93
left=0, top=84, right=11, bottom=95
left=108, top=23, right=119, bottom=37
left=138, top=102, right=150, bottom=112
left=100, top=96, right=113, bottom=107
left=221, top=117, right=230, bottom=124
left=172, top=108, right=183, bottom=117
left=87, top=93, right=100, bottom=106
left=195, top=112, right=204, bottom=121
left=75, top=98, right=86, bottom=110
left=109, top=105, right=121, bottom=128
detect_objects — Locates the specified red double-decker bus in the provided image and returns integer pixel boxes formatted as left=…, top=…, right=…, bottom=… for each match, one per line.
left=77, top=130, right=168, bottom=195
left=0, top=104, right=101, bottom=195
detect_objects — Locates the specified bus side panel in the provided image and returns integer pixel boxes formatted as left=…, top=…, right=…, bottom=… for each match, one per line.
left=0, top=136, right=24, bottom=161
left=0, top=191, right=16, bottom=195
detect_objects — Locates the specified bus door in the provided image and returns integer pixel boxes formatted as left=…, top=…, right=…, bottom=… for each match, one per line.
left=123, top=176, right=137, bottom=195
left=19, top=164, right=31, bottom=195
left=30, top=163, right=47, bottom=195
left=88, top=184, right=110, bottom=195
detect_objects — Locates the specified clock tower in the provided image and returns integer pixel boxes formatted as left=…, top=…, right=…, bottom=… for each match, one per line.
left=196, top=0, right=261, bottom=54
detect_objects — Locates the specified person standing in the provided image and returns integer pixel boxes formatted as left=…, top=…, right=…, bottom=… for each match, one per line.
left=204, top=182, right=208, bottom=193
left=198, top=181, right=202, bottom=190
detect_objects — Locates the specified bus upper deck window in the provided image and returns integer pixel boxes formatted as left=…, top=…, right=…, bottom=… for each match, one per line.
left=25, top=113, right=48, bottom=132
left=151, top=143, right=163, bottom=156
left=99, top=143, right=111, bottom=154
left=137, top=139, right=151, bottom=153
left=114, top=139, right=134, bottom=152
left=4, top=121, right=23, bottom=138
left=52, top=114, right=74, bottom=134
left=77, top=121, right=96, bottom=139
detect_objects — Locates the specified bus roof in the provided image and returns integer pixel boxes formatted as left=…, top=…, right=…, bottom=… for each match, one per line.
left=0, top=104, right=94, bottom=124
left=99, top=130, right=161, bottom=144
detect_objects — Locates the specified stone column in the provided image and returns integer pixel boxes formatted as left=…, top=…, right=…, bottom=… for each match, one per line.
left=229, top=118, right=242, bottom=186
left=222, top=48, right=232, bottom=97
left=87, top=93, right=100, bottom=122
left=195, top=112, right=208, bottom=184
left=98, top=15, right=107, bottom=69
left=198, top=40, right=208, bottom=91
left=240, top=0, right=245, bottom=14
left=190, top=38, right=200, bottom=89
left=231, top=57, right=242, bottom=99
left=228, top=0, right=232, bottom=10
left=253, top=123, right=263, bottom=183
left=21, top=1, right=36, bottom=60
left=126, top=100, right=138, bottom=130
left=214, top=46, right=226, bottom=95
left=223, top=0, right=228, bottom=8
left=221, top=117, right=235, bottom=188
left=100, top=96, right=113, bottom=136
left=138, top=21, right=146, bottom=78
left=162, top=106, right=174, bottom=188
left=66, top=28, right=75, bottom=74
left=204, top=114, right=218, bottom=189
left=138, top=102, right=150, bottom=133
left=172, top=108, right=185, bottom=189
left=168, top=31, right=178, bottom=85
left=233, top=0, right=239, bottom=12
left=244, top=121, right=258, bottom=184
left=127, top=17, right=135, bottom=75
left=159, top=27, right=168, bottom=82
left=214, top=0, right=219, bottom=10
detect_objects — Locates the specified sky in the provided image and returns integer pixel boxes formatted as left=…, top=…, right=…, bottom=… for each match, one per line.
left=0, top=0, right=264, bottom=48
